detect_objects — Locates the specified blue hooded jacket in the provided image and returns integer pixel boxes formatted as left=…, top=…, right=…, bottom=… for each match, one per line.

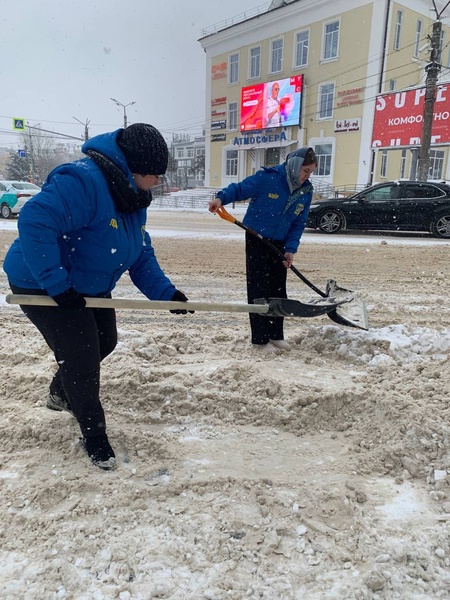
left=3, top=130, right=176, bottom=300
left=216, top=147, right=315, bottom=253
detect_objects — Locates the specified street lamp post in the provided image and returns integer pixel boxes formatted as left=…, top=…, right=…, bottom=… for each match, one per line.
left=110, top=98, right=136, bottom=128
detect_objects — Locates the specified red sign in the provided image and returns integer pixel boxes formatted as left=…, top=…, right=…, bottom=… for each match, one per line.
left=211, top=96, right=227, bottom=107
left=211, top=62, right=227, bottom=79
left=372, top=86, right=450, bottom=148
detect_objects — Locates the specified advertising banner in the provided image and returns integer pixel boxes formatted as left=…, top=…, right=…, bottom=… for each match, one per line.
left=372, top=86, right=450, bottom=148
left=240, top=75, right=303, bottom=132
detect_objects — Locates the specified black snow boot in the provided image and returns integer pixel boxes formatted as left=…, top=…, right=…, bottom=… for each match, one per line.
left=46, top=381, right=74, bottom=416
left=80, top=433, right=116, bottom=471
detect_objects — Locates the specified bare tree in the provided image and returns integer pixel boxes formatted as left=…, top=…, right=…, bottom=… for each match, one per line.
left=6, top=128, right=81, bottom=185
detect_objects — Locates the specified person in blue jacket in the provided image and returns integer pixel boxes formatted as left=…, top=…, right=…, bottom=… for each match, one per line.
left=208, top=147, right=317, bottom=353
left=4, top=123, right=193, bottom=470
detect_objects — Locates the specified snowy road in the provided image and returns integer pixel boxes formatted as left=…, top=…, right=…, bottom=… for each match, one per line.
left=1, top=209, right=449, bottom=246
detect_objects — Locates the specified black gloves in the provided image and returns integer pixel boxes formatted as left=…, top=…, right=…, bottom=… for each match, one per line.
left=52, top=288, right=86, bottom=309
left=170, top=290, right=195, bottom=314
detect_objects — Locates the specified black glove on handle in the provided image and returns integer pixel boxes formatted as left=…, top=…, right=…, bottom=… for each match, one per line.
left=52, top=288, right=86, bottom=309
left=170, top=290, right=195, bottom=314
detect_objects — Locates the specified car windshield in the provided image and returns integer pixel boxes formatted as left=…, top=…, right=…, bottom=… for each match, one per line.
left=10, top=182, right=41, bottom=191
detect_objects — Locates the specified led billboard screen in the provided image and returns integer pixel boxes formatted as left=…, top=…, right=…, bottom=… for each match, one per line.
left=240, top=75, right=303, bottom=131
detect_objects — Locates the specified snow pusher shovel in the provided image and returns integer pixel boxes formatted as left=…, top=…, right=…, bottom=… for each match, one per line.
left=5, top=294, right=350, bottom=320
left=215, top=205, right=369, bottom=330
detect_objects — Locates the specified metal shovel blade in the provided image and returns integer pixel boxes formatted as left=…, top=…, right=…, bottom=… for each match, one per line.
left=325, top=279, right=369, bottom=330
left=254, top=295, right=352, bottom=318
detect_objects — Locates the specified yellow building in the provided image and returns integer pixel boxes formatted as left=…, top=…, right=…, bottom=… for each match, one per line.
left=199, top=0, right=450, bottom=191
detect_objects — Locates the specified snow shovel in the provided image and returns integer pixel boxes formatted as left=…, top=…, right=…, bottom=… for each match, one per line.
left=5, top=294, right=351, bottom=320
left=215, top=205, right=368, bottom=330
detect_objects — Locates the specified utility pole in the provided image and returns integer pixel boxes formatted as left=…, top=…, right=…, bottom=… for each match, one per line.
left=417, top=0, right=450, bottom=181
left=73, top=117, right=90, bottom=141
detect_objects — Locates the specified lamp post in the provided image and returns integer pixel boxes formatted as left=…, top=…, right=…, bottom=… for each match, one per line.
left=110, top=98, right=136, bottom=128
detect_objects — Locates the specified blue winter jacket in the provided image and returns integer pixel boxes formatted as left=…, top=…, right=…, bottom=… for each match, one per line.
left=216, top=163, right=313, bottom=254
left=4, top=130, right=177, bottom=300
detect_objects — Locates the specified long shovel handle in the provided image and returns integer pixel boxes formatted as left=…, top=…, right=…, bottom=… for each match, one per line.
left=215, top=206, right=326, bottom=297
left=4, top=294, right=270, bottom=314
left=214, top=206, right=368, bottom=330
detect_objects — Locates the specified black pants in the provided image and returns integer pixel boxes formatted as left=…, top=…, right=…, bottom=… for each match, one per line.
left=10, top=284, right=117, bottom=438
left=245, top=232, right=287, bottom=345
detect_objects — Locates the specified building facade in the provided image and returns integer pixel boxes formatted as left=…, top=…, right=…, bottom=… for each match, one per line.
left=170, top=133, right=206, bottom=189
left=199, top=0, right=450, bottom=190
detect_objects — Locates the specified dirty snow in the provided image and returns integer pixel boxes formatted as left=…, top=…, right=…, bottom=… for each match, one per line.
left=0, top=210, right=449, bottom=599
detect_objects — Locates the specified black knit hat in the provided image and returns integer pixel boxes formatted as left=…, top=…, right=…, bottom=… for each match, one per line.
left=117, top=123, right=168, bottom=175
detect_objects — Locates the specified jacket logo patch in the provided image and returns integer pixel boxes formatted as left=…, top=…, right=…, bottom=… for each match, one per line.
left=109, top=218, right=119, bottom=229
left=295, top=204, right=305, bottom=215
left=268, top=193, right=279, bottom=199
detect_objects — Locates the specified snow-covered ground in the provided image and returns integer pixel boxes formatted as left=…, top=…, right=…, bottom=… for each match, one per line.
left=0, top=210, right=449, bottom=599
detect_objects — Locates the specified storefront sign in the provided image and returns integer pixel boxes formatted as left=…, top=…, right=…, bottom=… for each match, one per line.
left=211, top=120, right=227, bottom=130
left=211, top=110, right=226, bottom=117
left=211, top=96, right=227, bottom=107
left=211, top=133, right=226, bottom=142
left=233, top=131, right=288, bottom=146
left=334, top=118, right=360, bottom=132
left=211, top=62, right=227, bottom=79
left=336, top=87, right=365, bottom=108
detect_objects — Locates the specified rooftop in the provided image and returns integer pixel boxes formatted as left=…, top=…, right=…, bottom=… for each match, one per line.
left=200, top=1, right=272, bottom=37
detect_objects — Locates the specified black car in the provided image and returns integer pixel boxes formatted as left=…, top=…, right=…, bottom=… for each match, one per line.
left=306, top=181, right=450, bottom=238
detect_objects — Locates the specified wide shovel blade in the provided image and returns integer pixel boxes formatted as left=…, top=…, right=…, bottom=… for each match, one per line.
left=255, top=295, right=352, bottom=318
left=325, top=279, right=369, bottom=330
left=5, top=293, right=351, bottom=320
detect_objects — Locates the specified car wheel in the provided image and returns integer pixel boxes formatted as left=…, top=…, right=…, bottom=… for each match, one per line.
left=318, top=209, right=345, bottom=234
left=0, top=204, right=13, bottom=219
left=431, top=213, right=450, bottom=238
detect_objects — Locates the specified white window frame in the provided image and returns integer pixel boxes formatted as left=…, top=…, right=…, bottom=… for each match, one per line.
left=229, top=53, right=239, bottom=84
left=429, top=149, right=444, bottom=179
left=318, top=82, right=335, bottom=120
left=176, top=148, right=184, bottom=159
left=249, top=45, right=261, bottom=79
left=413, top=20, right=422, bottom=58
left=400, top=149, right=407, bottom=179
left=228, top=101, right=238, bottom=131
left=226, top=150, right=238, bottom=177
left=323, top=20, right=339, bottom=61
left=294, top=29, right=309, bottom=68
left=380, top=150, right=388, bottom=178
left=186, top=148, right=194, bottom=158
left=270, top=38, right=283, bottom=74
left=313, top=143, right=333, bottom=177
left=394, top=10, right=403, bottom=50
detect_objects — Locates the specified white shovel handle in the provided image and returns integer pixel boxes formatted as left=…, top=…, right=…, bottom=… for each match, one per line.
left=5, top=294, right=270, bottom=315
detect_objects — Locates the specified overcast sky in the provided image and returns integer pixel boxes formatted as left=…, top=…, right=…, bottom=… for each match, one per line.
left=0, top=0, right=268, bottom=147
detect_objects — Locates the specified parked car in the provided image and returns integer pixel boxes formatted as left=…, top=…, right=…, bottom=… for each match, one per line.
left=306, top=181, right=450, bottom=238
left=0, top=180, right=41, bottom=219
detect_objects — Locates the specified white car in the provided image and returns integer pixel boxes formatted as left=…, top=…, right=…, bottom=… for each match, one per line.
left=0, top=180, right=41, bottom=218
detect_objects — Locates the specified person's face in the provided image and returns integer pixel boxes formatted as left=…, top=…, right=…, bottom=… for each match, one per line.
left=271, top=83, right=280, bottom=99
left=297, top=163, right=316, bottom=185
left=133, top=173, right=160, bottom=191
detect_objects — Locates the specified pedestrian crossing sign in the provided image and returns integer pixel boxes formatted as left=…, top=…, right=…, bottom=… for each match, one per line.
left=13, top=118, right=26, bottom=131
